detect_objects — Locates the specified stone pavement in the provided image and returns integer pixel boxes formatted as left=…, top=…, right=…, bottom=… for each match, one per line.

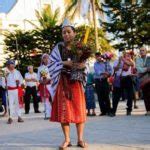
left=0, top=100, right=150, bottom=150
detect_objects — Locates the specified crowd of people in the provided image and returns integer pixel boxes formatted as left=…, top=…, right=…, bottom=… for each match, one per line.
left=0, top=19, right=150, bottom=149
left=0, top=54, right=52, bottom=123
left=85, top=47, right=150, bottom=117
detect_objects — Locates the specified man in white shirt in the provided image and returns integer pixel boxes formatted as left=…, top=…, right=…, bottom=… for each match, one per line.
left=6, top=60, right=24, bottom=124
left=24, top=65, right=40, bottom=114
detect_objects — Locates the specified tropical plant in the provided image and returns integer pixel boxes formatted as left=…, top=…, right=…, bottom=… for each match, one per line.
left=27, top=4, right=60, bottom=29
left=76, top=25, right=114, bottom=53
left=4, top=30, right=37, bottom=73
left=33, top=26, right=62, bottom=54
left=64, top=0, right=104, bottom=51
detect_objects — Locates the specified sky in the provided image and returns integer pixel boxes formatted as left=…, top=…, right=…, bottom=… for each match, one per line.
left=0, top=0, right=16, bottom=13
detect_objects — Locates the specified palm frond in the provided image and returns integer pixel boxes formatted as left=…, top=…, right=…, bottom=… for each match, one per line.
left=64, top=0, right=80, bottom=18
left=26, top=4, right=60, bottom=30
left=24, top=19, right=39, bottom=29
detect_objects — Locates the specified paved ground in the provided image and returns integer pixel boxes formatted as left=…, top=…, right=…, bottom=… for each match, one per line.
left=0, top=100, right=150, bottom=150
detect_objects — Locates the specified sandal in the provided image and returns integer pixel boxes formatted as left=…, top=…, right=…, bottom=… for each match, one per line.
left=77, top=141, right=87, bottom=148
left=59, top=141, right=72, bottom=149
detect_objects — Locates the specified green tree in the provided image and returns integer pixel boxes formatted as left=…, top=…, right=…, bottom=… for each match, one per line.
left=4, top=30, right=37, bottom=74
left=33, top=26, right=62, bottom=54
left=102, top=1, right=150, bottom=50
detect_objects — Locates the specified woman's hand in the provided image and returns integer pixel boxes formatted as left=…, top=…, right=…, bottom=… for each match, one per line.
left=74, top=62, right=86, bottom=70
left=63, top=61, right=73, bottom=68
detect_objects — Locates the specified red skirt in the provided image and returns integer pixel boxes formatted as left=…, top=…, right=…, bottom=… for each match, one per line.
left=50, top=75, right=86, bottom=123
left=38, top=84, right=50, bottom=99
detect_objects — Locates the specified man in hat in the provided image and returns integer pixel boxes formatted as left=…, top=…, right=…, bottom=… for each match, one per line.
left=6, top=60, right=24, bottom=124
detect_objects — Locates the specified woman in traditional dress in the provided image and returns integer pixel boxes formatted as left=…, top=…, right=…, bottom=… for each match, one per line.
left=48, top=20, right=87, bottom=148
left=38, top=54, right=51, bottom=119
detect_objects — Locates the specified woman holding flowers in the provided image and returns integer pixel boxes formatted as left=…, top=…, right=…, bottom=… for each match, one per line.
left=48, top=19, right=91, bottom=148
left=38, top=54, right=51, bottom=119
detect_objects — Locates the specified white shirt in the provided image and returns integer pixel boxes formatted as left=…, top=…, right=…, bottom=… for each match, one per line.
left=37, top=65, right=50, bottom=81
left=6, top=69, right=23, bottom=87
left=114, top=60, right=132, bottom=77
left=25, top=72, right=38, bottom=87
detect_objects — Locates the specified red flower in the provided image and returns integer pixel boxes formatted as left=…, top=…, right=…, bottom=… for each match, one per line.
left=71, top=41, right=92, bottom=62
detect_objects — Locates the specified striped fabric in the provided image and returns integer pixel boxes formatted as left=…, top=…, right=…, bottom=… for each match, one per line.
left=48, top=43, right=63, bottom=100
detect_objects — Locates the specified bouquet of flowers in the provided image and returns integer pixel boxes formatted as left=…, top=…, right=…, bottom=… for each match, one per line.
left=71, top=41, right=92, bottom=62
left=70, top=41, right=92, bottom=81
left=40, top=67, right=48, bottom=80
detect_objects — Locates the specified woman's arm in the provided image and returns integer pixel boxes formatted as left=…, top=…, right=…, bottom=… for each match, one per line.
left=122, top=58, right=134, bottom=66
left=73, top=62, right=86, bottom=70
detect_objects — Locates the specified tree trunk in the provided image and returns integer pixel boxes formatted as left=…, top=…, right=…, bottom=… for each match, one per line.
left=91, top=0, right=99, bottom=51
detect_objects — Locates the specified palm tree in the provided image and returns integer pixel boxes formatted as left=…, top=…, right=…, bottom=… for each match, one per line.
left=27, top=4, right=60, bottom=29
left=64, top=0, right=103, bottom=51
left=25, top=4, right=62, bottom=54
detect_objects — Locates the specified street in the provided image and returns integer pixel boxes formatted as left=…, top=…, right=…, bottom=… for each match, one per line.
left=0, top=101, right=150, bottom=150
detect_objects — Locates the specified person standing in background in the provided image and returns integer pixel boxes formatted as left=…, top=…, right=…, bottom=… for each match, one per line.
left=6, top=60, right=24, bottom=124
left=136, top=47, right=150, bottom=116
left=85, top=72, right=96, bottom=116
left=112, top=52, right=134, bottom=116
left=24, top=65, right=40, bottom=114
left=38, top=54, right=51, bottom=119
left=94, top=52, right=112, bottom=116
